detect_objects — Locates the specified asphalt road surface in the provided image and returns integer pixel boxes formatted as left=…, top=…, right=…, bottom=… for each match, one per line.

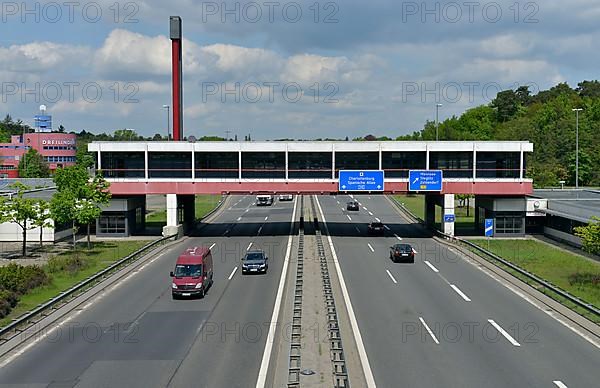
left=0, top=195, right=296, bottom=388
left=316, top=194, right=599, bottom=388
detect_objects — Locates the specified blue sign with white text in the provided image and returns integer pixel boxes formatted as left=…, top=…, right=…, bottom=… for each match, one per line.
left=485, top=219, right=494, bottom=237
left=444, top=214, right=456, bottom=223
left=409, top=170, right=443, bottom=191
left=339, top=170, right=384, bottom=192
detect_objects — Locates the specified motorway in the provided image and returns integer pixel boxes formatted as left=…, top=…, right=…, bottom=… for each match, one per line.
left=316, top=194, right=599, bottom=388
left=1, top=194, right=599, bottom=388
left=0, top=195, right=296, bottom=388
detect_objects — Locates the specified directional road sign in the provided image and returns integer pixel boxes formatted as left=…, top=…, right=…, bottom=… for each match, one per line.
left=485, top=219, right=494, bottom=237
left=339, top=170, right=384, bottom=192
left=408, top=170, right=443, bottom=191
left=444, top=214, right=456, bottom=223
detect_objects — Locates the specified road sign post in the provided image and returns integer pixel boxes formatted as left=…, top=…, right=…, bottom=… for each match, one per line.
left=338, top=170, right=384, bottom=192
left=485, top=218, right=494, bottom=250
left=408, top=170, right=443, bottom=191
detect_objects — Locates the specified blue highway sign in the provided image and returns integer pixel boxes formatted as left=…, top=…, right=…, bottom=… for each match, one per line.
left=485, top=219, right=494, bottom=237
left=408, top=170, right=443, bottom=191
left=339, top=170, right=384, bottom=192
left=444, top=214, right=456, bottom=223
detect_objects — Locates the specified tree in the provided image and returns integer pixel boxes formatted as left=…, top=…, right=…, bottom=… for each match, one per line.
left=51, top=166, right=111, bottom=248
left=491, top=90, right=519, bottom=122
left=0, top=183, right=39, bottom=257
left=31, top=200, right=52, bottom=247
left=574, top=217, right=600, bottom=255
left=18, top=149, right=50, bottom=178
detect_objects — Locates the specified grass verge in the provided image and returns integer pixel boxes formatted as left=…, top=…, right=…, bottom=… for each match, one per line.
left=1, top=241, right=149, bottom=327
left=468, top=239, right=600, bottom=323
left=145, top=194, right=222, bottom=228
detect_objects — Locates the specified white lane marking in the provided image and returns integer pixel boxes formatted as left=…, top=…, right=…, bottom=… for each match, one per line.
left=346, top=215, right=352, bottom=221
left=487, top=319, right=521, bottom=347
left=228, top=207, right=232, bottom=210
left=363, top=207, right=368, bottom=211
left=354, top=226, right=360, bottom=233
left=0, top=248, right=171, bottom=368
left=367, top=243, right=375, bottom=253
left=237, top=216, right=242, bottom=221
left=222, top=229, right=230, bottom=236
left=209, top=243, right=216, bottom=250
left=419, top=317, right=440, bottom=345
left=375, top=217, right=381, bottom=222
left=412, top=249, right=418, bottom=254
left=314, top=196, right=376, bottom=388
left=245, top=209, right=249, bottom=212
left=246, top=242, right=253, bottom=251
left=228, top=266, right=238, bottom=280
left=256, top=196, right=298, bottom=388
left=368, top=211, right=374, bottom=216
left=386, top=270, right=398, bottom=284
left=424, top=261, right=439, bottom=273
left=336, top=200, right=340, bottom=204
left=553, top=381, right=568, bottom=388
left=450, top=284, right=471, bottom=302
left=383, top=225, right=390, bottom=230
left=358, top=202, right=362, bottom=206
left=264, top=216, right=268, bottom=221
left=349, top=194, right=355, bottom=199
left=394, top=234, right=402, bottom=241
left=257, top=226, right=263, bottom=235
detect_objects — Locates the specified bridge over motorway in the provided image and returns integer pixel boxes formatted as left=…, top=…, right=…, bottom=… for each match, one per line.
left=88, top=140, right=533, bottom=237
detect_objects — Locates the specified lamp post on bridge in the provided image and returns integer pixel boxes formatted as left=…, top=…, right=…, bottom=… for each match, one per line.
left=435, top=103, right=443, bottom=141
left=163, top=105, right=170, bottom=140
left=572, top=108, right=583, bottom=189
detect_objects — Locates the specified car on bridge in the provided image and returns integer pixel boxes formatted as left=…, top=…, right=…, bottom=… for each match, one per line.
left=389, top=243, right=415, bottom=263
left=279, top=194, right=294, bottom=201
left=242, top=250, right=269, bottom=274
left=368, top=221, right=385, bottom=236
left=346, top=201, right=360, bottom=211
left=170, top=246, right=214, bottom=299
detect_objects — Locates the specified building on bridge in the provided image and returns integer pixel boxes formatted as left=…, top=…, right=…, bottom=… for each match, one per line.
left=88, top=140, right=533, bottom=238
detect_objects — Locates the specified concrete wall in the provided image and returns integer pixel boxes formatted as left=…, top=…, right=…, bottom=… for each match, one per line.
left=0, top=222, right=57, bottom=242
left=544, top=226, right=583, bottom=247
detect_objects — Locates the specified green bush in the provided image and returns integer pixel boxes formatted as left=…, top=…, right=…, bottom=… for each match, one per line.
left=46, top=254, right=87, bottom=275
left=0, top=263, right=49, bottom=294
left=0, top=290, right=19, bottom=319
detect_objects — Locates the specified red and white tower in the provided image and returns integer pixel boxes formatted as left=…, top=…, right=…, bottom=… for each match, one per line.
left=170, top=16, right=183, bottom=141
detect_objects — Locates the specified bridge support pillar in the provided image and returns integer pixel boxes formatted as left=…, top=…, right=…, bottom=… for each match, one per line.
left=442, top=194, right=455, bottom=236
left=424, top=194, right=436, bottom=228
left=178, top=195, right=196, bottom=233
left=163, top=193, right=183, bottom=238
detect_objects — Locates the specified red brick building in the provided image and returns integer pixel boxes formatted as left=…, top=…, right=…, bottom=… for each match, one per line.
left=0, top=133, right=77, bottom=178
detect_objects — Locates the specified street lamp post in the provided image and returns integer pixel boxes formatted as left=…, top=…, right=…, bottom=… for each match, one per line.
left=163, top=105, right=170, bottom=140
left=435, top=103, right=443, bottom=141
left=572, top=108, right=583, bottom=189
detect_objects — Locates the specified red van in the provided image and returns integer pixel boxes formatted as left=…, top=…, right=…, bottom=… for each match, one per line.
left=170, top=246, right=214, bottom=299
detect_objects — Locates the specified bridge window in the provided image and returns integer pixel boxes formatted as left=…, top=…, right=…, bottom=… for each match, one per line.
left=382, top=152, right=426, bottom=178
left=288, top=152, right=332, bottom=179
left=429, top=152, right=473, bottom=178
left=195, top=152, right=238, bottom=178
left=335, top=152, right=378, bottom=178
left=100, top=152, right=144, bottom=178
left=148, top=152, right=192, bottom=178
left=242, top=152, right=285, bottom=178
left=476, top=152, right=520, bottom=178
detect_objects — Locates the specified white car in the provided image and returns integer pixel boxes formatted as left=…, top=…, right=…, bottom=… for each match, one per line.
left=278, top=194, right=294, bottom=201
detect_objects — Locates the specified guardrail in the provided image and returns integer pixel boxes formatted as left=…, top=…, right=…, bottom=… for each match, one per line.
left=0, top=233, right=178, bottom=341
left=388, top=196, right=600, bottom=320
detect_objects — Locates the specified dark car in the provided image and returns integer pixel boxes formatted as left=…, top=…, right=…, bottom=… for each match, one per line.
left=346, top=201, right=360, bottom=211
left=368, top=222, right=385, bottom=236
left=389, top=243, right=415, bottom=263
left=242, top=250, right=269, bottom=274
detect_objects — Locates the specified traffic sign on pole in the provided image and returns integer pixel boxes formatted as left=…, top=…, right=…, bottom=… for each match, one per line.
left=444, top=214, right=456, bottom=223
left=339, top=170, right=384, bottom=192
left=408, top=170, right=443, bottom=191
left=485, top=219, right=494, bottom=237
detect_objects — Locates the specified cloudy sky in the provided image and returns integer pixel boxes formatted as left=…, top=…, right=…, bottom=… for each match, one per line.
left=1, top=0, right=598, bottom=139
